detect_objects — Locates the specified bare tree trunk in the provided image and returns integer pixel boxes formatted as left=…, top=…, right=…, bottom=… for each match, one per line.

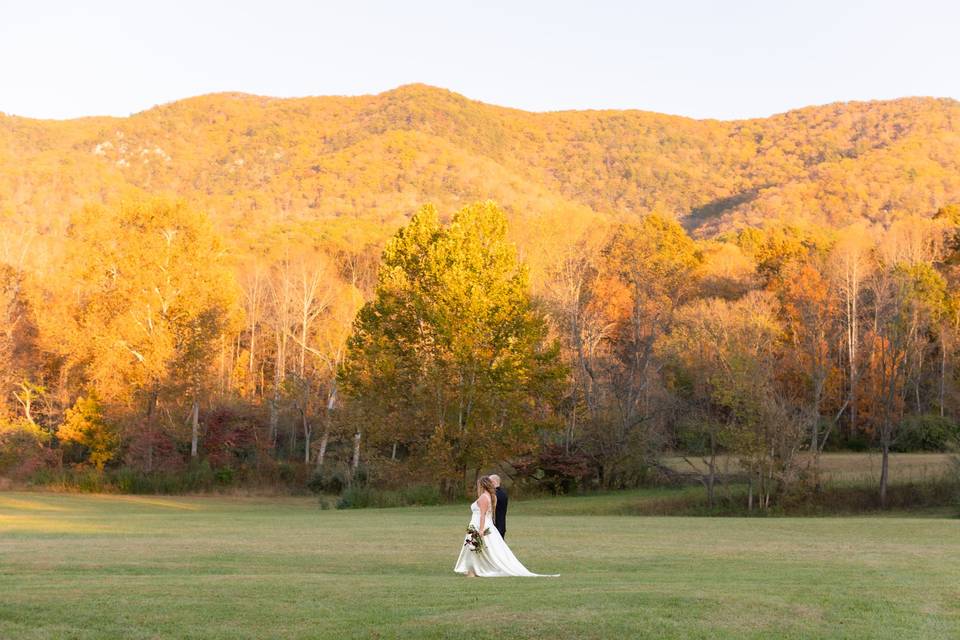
left=289, top=415, right=297, bottom=458
left=316, top=386, right=336, bottom=469
left=940, top=342, right=946, bottom=418
left=190, top=396, right=200, bottom=458
left=269, top=389, right=279, bottom=448
left=316, top=431, right=329, bottom=469
left=146, top=384, right=158, bottom=473
left=248, top=267, right=262, bottom=378
left=879, top=434, right=890, bottom=508
left=844, top=258, right=860, bottom=436
left=706, top=432, right=716, bottom=508
left=218, top=335, right=225, bottom=397
left=302, top=411, right=311, bottom=464
left=15, top=387, right=34, bottom=425
left=915, top=348, right=924, bottom=414
left=810, top=405, right=820, bottom=466
left=270, top=330, right=282, bottom=448
left=849, top=327, right=857, bottom=433
left=300, top=379, right=311, bottom=463
left=300, top=316, right=307, bottom=377
left=810, top=364, right=826, bottom=489
left=249, top=305, right=257, bottom=375
left=351, top=429, right=361, bottom=479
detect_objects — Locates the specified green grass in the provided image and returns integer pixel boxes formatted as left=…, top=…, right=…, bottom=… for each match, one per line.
left=1, top=491, right=958, bottom=639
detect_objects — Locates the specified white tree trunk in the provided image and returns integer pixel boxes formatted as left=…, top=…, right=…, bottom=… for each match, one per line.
left=351, top=430, right=361, bottom=478
left=316, top=431, right=329, bottom=469
left=316, top=385, right=336, bottom=469
left=190, top=397, right=200, bottom=458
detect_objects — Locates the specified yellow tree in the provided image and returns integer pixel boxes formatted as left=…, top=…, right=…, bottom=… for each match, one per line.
left=52, top=197, right=239, bottom=468
left=58, top=394, right=117, bottom=469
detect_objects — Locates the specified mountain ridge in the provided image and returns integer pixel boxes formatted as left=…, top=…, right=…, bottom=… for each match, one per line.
left=4, top=83, right=956, bottom=123
left=2, top=84, right=959, bottom=259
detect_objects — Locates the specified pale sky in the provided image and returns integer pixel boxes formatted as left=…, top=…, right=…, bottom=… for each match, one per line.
left=1, top=0, right=958, bottom=121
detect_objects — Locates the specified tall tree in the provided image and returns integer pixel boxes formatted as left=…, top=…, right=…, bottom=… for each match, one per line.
left=339, top=202, right=564, bottom=492
left=862, top=264, right=915, bottom=507
left=587, top=214, right=701, bottom=487
left=775, top=260, right=843, bottom=474
left=660, top=292, right=803, bottom=510
left=542, top=237, right=607, bottom=453
left=829, top=226, right=874, bottom=436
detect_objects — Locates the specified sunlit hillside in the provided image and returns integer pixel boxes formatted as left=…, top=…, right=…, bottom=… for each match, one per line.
left=3, top=84, right=959, bottom=258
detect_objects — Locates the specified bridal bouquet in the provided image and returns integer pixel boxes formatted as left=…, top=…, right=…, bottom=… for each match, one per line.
left=464, top=525, right=490, bottom=554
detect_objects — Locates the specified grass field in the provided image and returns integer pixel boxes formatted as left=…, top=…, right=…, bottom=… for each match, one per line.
left=663, top=452, right=956, bottom=485
left=1, top=490, right=958, bottom=639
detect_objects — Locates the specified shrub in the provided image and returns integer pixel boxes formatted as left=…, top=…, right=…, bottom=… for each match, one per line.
left=276, top=462, right=297, bottom=483
left=74, top=468, right=111, bottom=493
left=203, top=404, right=263, bottom=469
left=115, top=463, right=215, bottom=494
left=28, top=457, right=301, bottom=494
left=399, top=483, right=442, bottom=505
left=893, top=415, right=960, bottom=452
left=214, top=466, right=234, bottom=485
left=307, top=466, right=350, bottom=494
left=513, top=444, right=592, bottom=495
left=123, top=427, right=184, bottom=473
left=334, top=484, right=442, bottom=509
left=114, top=468, right=141, bottom=493
left=336, top=486, right=402, bottom=509
left=0, top=418, right=54, bottom=480
left=825, top=430, right=872, bottom=452
left=182, top=460, right=216, bottom=490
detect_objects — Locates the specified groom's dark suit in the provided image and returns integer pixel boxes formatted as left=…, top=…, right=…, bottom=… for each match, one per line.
left=495, top=486, right=508, bottom=539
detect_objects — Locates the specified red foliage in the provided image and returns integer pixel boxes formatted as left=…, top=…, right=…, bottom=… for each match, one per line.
left=202, top=405, right=262, bottom=469
left=122, top=423, right=184, bottom=472
left=513, top=444, right=592, bottom=494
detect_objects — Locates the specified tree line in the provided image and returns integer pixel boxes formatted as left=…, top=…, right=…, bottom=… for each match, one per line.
left=1, top=196, right=958, bottom=507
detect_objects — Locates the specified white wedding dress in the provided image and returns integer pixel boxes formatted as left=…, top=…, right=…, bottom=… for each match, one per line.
left=453, top=499, right=558, bottom=577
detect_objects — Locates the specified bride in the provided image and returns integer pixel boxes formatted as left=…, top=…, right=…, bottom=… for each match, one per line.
left=454, top=475, right=558, bottom=577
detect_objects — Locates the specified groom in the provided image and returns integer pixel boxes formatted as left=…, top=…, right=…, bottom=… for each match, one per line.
left=490, top=474, right=508, bottom=539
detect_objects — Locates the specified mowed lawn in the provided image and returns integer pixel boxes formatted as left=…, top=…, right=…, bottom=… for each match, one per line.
left=1, top=491, right=958, bottom=640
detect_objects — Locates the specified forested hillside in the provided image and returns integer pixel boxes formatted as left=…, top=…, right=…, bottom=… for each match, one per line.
left=3, top=85, right=959, bottom=253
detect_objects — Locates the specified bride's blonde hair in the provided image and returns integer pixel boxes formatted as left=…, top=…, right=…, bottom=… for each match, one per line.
left=477, top=475, right=497, bottom=524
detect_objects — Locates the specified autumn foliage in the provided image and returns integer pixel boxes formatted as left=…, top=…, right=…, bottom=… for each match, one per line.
left=1, top=87, right=959, bottom=505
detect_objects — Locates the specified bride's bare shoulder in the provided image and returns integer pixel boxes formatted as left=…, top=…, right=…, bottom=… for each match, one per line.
left=477, top=493, right=492, bottom=506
